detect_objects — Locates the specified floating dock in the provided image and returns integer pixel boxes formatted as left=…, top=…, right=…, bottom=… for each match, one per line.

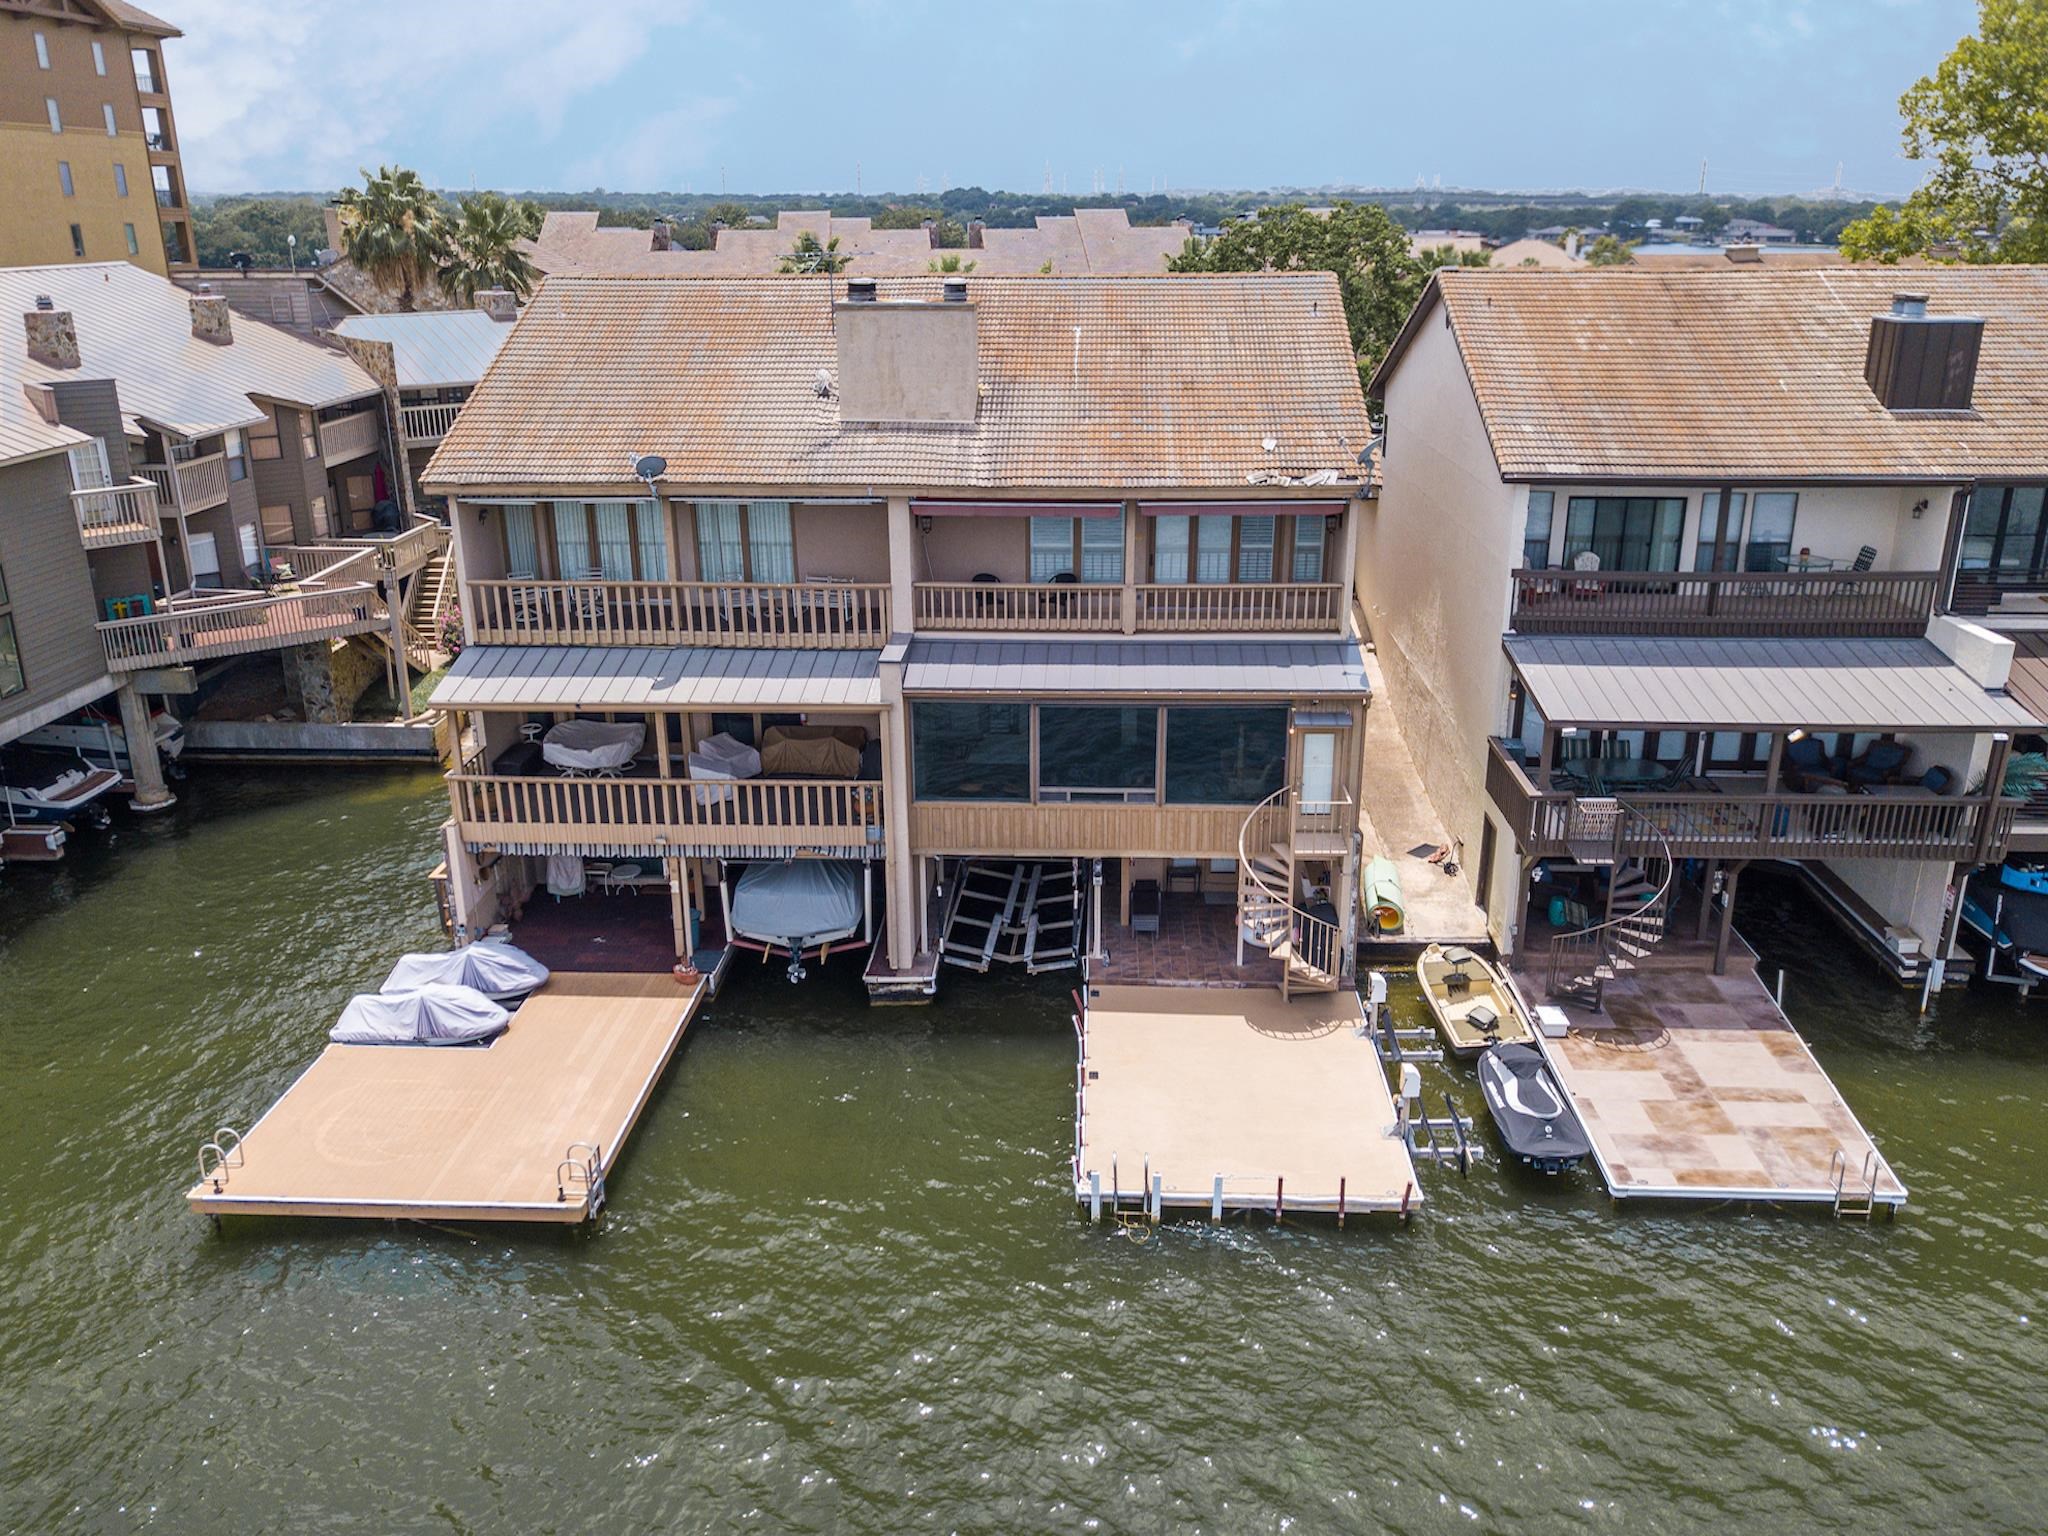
left=1073, top=984, right=1421, bottom=1218
left=189, top=972, right=703, bottom=1224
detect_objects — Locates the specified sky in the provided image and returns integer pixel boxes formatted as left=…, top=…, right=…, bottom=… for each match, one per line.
left=167, top=0, right=1981, bottom=200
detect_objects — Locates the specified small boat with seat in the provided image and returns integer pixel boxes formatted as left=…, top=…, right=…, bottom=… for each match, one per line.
left=1415, top=943, right=1538, bottom=1058
left=1477, top=1042, right=1591, bottom=1173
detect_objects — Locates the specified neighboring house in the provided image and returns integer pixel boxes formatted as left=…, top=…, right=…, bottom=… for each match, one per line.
left=522, top=208, right=1194, bottom=277
left=1410, top=231, right=1489, bottom=259
left=1489, top=238, right=1583, bottom=270
left=1357, top=266, right=2048, bottom=985
left=0, top=262, right=444, bottom=790
left=0, top=0, right=193, bottom=273
left=421, top=273, right=1375, bottom=996
left=1723, top=217, right=1798, bottom=245
left=173, top=269, right=364, bottom=347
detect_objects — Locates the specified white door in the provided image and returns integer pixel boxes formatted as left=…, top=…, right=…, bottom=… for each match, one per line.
left=1300, top=732, right=1336, bottom=814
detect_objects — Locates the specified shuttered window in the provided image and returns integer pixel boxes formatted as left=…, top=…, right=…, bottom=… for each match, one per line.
left=1292, top=517, right=1326, bottom=582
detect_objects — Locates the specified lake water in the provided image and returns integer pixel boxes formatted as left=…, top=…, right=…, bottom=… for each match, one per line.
left=2, top=768, right=2043, bottom=1533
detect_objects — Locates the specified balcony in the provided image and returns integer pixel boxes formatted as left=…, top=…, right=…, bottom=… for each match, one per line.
left=914, top=581, right=1123, bottom=632
left=137, top=452, right=228, bottom=514
left=1509, top=568, right=1939, bottom=638
left=1134, top=582, right=1344, bottom=632
left=96, top=548, right=390, bottom=670
left=317, top=409, right=381, bottom=464
left=448, top=770, right=884, bottom=854
left=465, top=579, right=890, bottom=648
left=71, top=479, right=160, bottom=548
left=1484, top=738, right=2013, bottom=863
left=910, top=579, right=1346, bottom=634
left=399, top=400, right=463, bottom=443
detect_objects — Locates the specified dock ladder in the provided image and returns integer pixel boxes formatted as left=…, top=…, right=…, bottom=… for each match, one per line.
left=1830, top=1147, right=1882, bottom=1219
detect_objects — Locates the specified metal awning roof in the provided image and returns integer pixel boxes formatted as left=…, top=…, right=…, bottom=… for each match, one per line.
left=428, top=646, right=880, bottom=711
left=901, top=639, right=1370, bottom=697
left=1506, top=634, right=2038, bottom=733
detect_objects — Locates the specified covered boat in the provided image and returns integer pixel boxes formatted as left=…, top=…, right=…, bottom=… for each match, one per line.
left=21, top=705, right=184, bottom=784
left=1414, top=943, right=1537, bottom=1058
left=382, top=942, right=550, bottom=1004
left=1477, top=1042, right=1591, bottom=1173
left=729, top=859, right=864, bottom=982
left=1959, top=863, right=2048, bottom=987
left=329, top=983, right=510, bottom=1046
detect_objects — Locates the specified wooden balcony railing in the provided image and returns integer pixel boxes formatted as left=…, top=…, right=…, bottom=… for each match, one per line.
left=914, top=581, right=1123, bottom=631
left=71, top=479, right=160, bottom=547
left=334, top=516, right=447, bottom=572
left=1135, top=582, right=1345, bottom=632
left=399, top=401, right=463, bottom=442
left=465, top=579, right=890, bottom=648
left=96, top=547, right=388, bottom=670
left=138, top=451, right=229, bottom=514
left=1509, top=568, right=1940, bottom=638
left=449, top=773, right=884, bottom=852
left=316, top=409, right=381, bottom=464
left=1485, top=738, right=2014, bottom=863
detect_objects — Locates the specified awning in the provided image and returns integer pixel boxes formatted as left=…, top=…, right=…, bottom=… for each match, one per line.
left=429, top=645, right=880, bottom=711
left=902, top=638, right=1370, bottom=698
left=1507, top=634, right=2038, bottom=733
left=1137, top=500, right=1347, bottom=516
left=909, top=499, right=1121, bottom=519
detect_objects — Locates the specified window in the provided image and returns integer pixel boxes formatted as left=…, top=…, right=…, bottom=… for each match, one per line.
left=912, top=701, right=1028, bottom=801
left=1028, top=511, right=1127, bottom=584
left=1153, top=514, right=1190, bottom=583
left=695, top=501, right=744, bottom=582
left=35, top=31, right=50, bottom=68
left=1960, top=485, right=2048, bottom=576
left=141, top=106, right=168, bottom=151
left=123, top=223, right=138, bottom=256
left=153, top=163, right=177, bottom=209
left=1236, top=515, right=1276, bottom=582
left=1081, top=512, right=1124, bottom=583
left=103, top=103, right=117, bottom=137
left=260, top=504, right=295, bottom=546
left=1562, top=496, right=1685, bottom=571
left=0, top=561, right=21, bottom=699
left=113, top=162, right=128, bottom=197
left=1693, top=491, right=1747, bottom=572
left=1522, top=490, right=1554, bottom=568
left=1164, top=707, right=1288, bottom=804
left=224, top=428, right=247, bottom=481
left=67, top=438, right=110, bottom=490
left=1037, top=705, right=1157, bottom=800
left=1743, top=492, right=1799, bottom=572
left=248, top=409, right=281, bottom=460
left=593, top=500, right=635, bottom=580
left=69, top=224, right=84, bottom=258
left=301, top=418, right=318, bottom=459
left=1030, top=516, right=1075, bottom=582
left=57, top=162, right=73, bottom=197
left=92, top=39, right=106, bottom=75
left=633, top=501, right=669, bottom=579
left=693, top=500, right=791, bottom=583
left=747, top=500, right=794, bottom=583
left=1292, top=516, right=1326, bottom=582
left=552, top=500, right=594, bottom=576
left=237, top=521, right=260, bottom=572
left=131, top=48, right=157, bottom=93
left=308, top=494, right=330, bottom=539
left=187, top=530, right=222, bottom=589
left=1193, top=515, right=1232, bottom=582
left=502, top=503, right=539, bottom=576
left=46, top=98, right=61, bottom=133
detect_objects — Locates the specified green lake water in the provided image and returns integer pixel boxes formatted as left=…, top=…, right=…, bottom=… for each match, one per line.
left=2, top=768, right=2044, bottom=1533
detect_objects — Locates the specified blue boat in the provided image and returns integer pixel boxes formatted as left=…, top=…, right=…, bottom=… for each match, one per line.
left=1959, top=864, right=2048, bottom=987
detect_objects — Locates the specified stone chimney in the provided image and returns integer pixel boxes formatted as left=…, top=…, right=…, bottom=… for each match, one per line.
left=24, top=297, right=80, bottom=368
left=922, top=218, right=938, bottom=248
left=189, top=286, right=232, bottom=345
left=650, top=217, right=672, bottom=252
left=967, top=220, right=985, bottom=250
left=475, top=288, right=518, bottom=323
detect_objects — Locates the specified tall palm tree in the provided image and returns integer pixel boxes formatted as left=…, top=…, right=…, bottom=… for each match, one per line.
left=335, top=166, right=446, bottom=312
left=438, top=192, right=541, bottom=306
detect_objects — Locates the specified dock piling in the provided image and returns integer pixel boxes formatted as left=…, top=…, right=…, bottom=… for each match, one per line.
left=1150, top=1173, right=1162, bottom=1225
left=1089, top=1171, right=1102, bottom=1222
left=1211, top=1175, right=1224, bottom=1221
left=1274, top=1175, right=1284, bottom=1225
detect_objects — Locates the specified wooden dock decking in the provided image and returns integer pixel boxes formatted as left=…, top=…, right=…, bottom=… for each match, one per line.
left=188, top=972, right=703, bottom=1223
left=1074, top=984, right=1420, bottom=1216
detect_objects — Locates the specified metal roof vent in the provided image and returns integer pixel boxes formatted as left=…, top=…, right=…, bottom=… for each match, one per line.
left=1866, top=294, right=1983, bottom=412
left=846, top=277, right=878, bottom=304
left=33, top=294, right=53, bottom=311
left=1890, top=292, right=1929, bottom=318
left=942, top=277, right=968, bottom=304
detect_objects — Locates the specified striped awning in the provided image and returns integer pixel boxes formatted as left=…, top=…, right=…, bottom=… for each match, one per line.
left=1137, top=500, right=1347, bottom=516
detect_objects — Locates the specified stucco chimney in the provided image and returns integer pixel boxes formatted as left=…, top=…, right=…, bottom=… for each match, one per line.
left=650, top=217, right=672, bottom=252
left=967, top=220, right=985, bottom=250
left=834, top=294, right=978, bottom=424
left=475, top=288, right=518, bottom=323
left=188, top=286, right=232, bottom=345
left=24, top=298, right=80, bottom=368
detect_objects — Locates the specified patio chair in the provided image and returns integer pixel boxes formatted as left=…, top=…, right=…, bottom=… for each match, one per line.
left=1548, top=897, right=1593, bottom=931
left=1847, top=739, right=1912, bottom=788
left=1130, top=878, right=1161, bottom=935
left=1919, top=765, right=1955, bottom=796
left=1783, top=735, right=1849, bottom=792
left=1850, top=545, right=1878, bottom=573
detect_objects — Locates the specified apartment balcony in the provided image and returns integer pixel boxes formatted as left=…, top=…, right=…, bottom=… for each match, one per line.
left=448, top=768, right=884, bottom=855
left=137, top=452, right=228, bottom=514
left=1133, top=581, right=1345, bottom=632
left=1484, top=738, right=2013, bottom=863
left=465, top=579, right=891, bottom=648
left=399, top=401, right=463, bottom=444
left=914, top=580, right=1123, bottom=632
left=316, top=408, right=382, bottom=464
left=97, top=552, right=390, bottom=671
left=910, top=579, right=1346, bottom=634
left=1509, top=568, right=1940, bottom=639
left=71, top=479, right=161, bottom=548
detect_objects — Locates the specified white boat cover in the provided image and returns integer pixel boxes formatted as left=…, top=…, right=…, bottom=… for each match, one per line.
left=688, top=731, right=763, bottom=804
left=329, top=983, right=511, bottom=1046
left=542, top=718, right=645, bottom=771
left=381, top=943, right=550, bottom=1000
left=731, top=859, right=863, bottom=948
left=546, top=853, right=586, bottom=897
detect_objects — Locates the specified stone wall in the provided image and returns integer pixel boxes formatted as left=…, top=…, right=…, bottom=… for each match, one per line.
left=281, top=634, right=386, bottom=723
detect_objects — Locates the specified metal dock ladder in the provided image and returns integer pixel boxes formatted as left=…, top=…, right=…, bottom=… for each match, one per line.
left=1831, top=1147, right=1882, bottom=1219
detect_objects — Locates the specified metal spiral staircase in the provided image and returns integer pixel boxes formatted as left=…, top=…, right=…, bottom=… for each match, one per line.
left=1236, top=787, right=1344, bottom=1000
left=1545, top=799, right=1676, bottom=1011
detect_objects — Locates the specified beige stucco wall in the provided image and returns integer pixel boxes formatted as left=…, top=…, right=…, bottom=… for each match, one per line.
left=794, top=502, right=887, bottom=581
left=0, top=122, right=159, bottom=273
left=919, top=514, right=1030, bottom=583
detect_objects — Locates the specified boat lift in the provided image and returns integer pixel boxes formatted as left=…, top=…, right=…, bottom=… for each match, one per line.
left=1360, top=971, right=1481, bottom=1174
left=940, top=858, right=1083, bottom=974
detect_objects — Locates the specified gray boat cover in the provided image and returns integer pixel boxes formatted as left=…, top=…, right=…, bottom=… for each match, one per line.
left=329, top=983, right=511, bottom=1046
left=731, top=859, right=863, bottom=948
left=381, top=943, right=550, bottom=1000
left=542, top=718, right=645, bottom=771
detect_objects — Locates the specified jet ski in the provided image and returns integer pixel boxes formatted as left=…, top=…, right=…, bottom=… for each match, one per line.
left=1958, top=864, right=2048, bottom=986
left=1477, top=1042, right=1591, bottom=1173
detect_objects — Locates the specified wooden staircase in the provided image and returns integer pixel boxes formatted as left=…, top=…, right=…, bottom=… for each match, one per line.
left=402, top=551, right=455, bottom=671
left=1546, top=802, right=1675, bottom=1010
left=1236, top=789, right=1344, bottom=1000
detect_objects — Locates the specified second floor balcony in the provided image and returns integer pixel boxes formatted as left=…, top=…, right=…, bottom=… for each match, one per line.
left=137, top=451, right=228, bottom=515
left=399, top=400, right=463, bottom=444
left=72, top=479, right=161, bottom=548
left=317, top=407, right=382, bottom=464
left=96, top=546, right=391, bottom=671
left=465, top=579, right=891, bottom=648
left=1510, top=567, right=1941, bottom=639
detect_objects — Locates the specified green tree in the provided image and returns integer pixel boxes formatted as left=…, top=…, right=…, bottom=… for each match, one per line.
left=875, top=205, right=968, bottom=246
left=1170, top=201, right=1430, bottom=382
left=189, top=196, right=326, bottom=268
left=335, top=165, right=446, bottom=311
left=438, top=191, right=541, bottom=304
left=1584, top=234, right=1635, bottom=267
left=1840, top=0, right=2048, bottom=262
left=928, top=253, right=977, bottom=274
left=779, top=232, right=850, bottom=274
left=1415, top=243, right=1492, bottom=269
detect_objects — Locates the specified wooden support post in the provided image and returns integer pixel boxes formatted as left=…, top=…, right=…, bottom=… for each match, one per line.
left=1764, top=731, right=1786, bottom=796
left=115, top=679, right=174, bottom=810
left=654, top=711, right=672, bottom=778
left=1513, top=853, right=1538, bottom=956
left=1119, top=859, right=1133, bottom=928
left=1976, top=732, right=2013, bottom=865
left=1715, top=860, right=1748, bottom=974
left=887, top=496, right=916, bottom=635
left=668, top=857, right=690, bottom=963
left=1696, top=859, right=1718, bottom=942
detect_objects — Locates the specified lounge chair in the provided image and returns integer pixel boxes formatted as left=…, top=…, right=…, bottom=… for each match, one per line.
left=1847, top=739, right=1912, bottom=788
left=1548, top=897, right=1593, bottom=931
left=1783, top=735, right=1849, bottom=792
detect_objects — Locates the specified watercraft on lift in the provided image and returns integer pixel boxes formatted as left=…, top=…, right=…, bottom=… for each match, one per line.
left=0, top=749, right=122, bottom=827
left=1958, top=863, right=2048, bottom=987
left=1477, top=1042, right=1592, bottom=1173
left=727, top=858, right=867, bottom=982
left=1414, top=942, right=1538, bottom=1058
left=20, top=704, right=184, bottom=790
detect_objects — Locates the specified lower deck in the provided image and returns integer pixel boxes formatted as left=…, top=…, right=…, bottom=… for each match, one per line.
left=188, top=972, right=704, bottom=1223
left=1074, top=983, right=1420, bottom=1216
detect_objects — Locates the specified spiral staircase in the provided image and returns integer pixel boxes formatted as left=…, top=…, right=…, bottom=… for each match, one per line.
left=1236, top=786, right=1348, bottom=1000
left=1544, top=799, right=1676, bottom=1010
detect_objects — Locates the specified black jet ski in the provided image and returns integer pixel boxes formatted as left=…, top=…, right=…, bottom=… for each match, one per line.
left=1477, top=1042, right=1591, bottom=1173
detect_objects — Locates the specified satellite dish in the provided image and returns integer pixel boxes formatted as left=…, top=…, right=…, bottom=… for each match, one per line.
left=631, top=453, right=668, bottom=482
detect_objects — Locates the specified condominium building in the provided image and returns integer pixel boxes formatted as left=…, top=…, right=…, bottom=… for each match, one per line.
left=0, top=0, right=194, bottom=273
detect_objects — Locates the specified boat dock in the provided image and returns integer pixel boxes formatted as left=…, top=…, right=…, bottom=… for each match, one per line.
left=188, top=972, right=703, bottom=1224
left=1507, top=940, right=1906, bottom=1213
left=1073, top=983, right=1421, bottom=1218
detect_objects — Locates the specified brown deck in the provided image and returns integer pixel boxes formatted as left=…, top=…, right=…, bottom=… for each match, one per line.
left=1508, top=940, right=1906, bottom=1208
left=1075, top=984, right=1420, bottom=1214
left=188, top=972, right=703, bottom=1223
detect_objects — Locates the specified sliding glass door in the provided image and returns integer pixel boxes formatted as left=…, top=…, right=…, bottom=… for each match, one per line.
left=1960, top=485, right=2048, bottom=577
left=1562, top=496, right=1684, bottom=571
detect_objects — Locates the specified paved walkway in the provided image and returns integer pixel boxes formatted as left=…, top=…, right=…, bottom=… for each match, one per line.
left=1359, top=648, right=1489, bottom=945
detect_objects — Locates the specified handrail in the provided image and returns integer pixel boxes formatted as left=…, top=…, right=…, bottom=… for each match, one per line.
left=399, top=400, right=464, bottom=441
left=914, top=580, right=1123, bottom=632
left=94, top=546, right=388, bottom=669
left=1545, top=800, right=1675, bottom=1006
left=448, top=771, right=885, bottom=848
left=316, top=408, right=381, bottom=463
left=71, top=478, right=160, bottom=543
left=1509, top=566, right=1939, bottom=638
left=1136, top=581, right=1345, bottom=632
left=137, top=451, right=229, bottom=513
left=466, top=578, right=891, bottom=648
left=1237, top=785, right=1343, bottom=991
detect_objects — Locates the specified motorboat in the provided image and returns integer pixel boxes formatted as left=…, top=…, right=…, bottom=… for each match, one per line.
left=1959, top=863, right=2048, bottom=987
left=1476, top=1042, right=1591, bottom=1173
left=728, top=859, right=866, bottom=982
left=0, top=750, right=122, bottom=827
left=329, top=983, right=511, bottom=1046
left=1414, top=943, right=1538, bottom=1058
left=20, top=704, right=184, bottom=787
left=381, top=941, right=550, bottom=1004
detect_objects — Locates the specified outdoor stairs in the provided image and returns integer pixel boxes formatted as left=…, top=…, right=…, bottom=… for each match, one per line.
left=940, top=858, right=1082, bottom=973
left=401, top=552, right=454, bottom=673
left=1550, top=854, right=1673, bottom=1010
left=1236, top=839, right=1340, bottom=998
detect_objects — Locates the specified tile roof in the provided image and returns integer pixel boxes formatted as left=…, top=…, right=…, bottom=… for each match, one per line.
left=902, top=638, right=1372, bottom=697
left=429, top=644, right=880, bottom=711
left=1505, top=634, right=2037, bottom=732
left=1377, top=265, right=2048, bottom=482
left=0, top=263, right=380, bottom=441
left=331, top=310, right=514, bottom=389
left=95, top=0, right=179, bottom=36
left=424, top=273, right=1372, bottom=493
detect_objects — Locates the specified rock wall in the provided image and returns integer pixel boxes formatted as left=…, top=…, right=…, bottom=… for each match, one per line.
left=281, top=635, right=386, bottom=723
